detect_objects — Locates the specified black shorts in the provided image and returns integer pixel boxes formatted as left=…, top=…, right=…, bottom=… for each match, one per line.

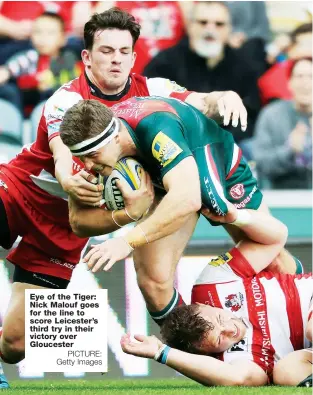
left=13, top=266, right=70, bottom=289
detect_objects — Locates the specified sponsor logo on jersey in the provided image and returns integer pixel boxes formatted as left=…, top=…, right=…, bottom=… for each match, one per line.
left=229, top=183, right=245, bottom=199
left=203, top=177, right=225, bottom=216
left=233, top=185, right=257, bottom=209
left=152, top=132, right=182, bottom=167
left=209, top=252, right=232, bottom=267
left=50, top=257, right=75, bottom=271
left=53, top=105, right=65, bottom=114
left=166, top=80, right=187, bottom=93
left=225, top=292, right=244, bottom=312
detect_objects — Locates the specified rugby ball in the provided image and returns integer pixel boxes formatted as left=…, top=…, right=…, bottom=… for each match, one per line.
left=104, top=157, right=143, bottom=210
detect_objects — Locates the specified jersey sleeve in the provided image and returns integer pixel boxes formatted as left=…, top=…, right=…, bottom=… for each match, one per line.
left=43, top=87, right=83, bottom=142
left=146, top=77, right=193, bottom=101
left=135, top=112, right=193, bottom=179
left=195, top=248, right=256, bottom=285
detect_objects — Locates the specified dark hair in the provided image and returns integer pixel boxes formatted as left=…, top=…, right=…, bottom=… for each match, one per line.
left=290, top=23, right=312, bottom=44
left=37, top=11, right=65, bottom=31
left=60, top=100, right=113, bottom=147
left=84, top=7, right=141, bottom=50
left=160, top=305, right=214, bottom=354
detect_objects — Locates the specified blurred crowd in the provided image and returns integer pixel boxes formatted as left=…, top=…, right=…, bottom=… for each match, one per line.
left=0, top=1, right=311, bottom=190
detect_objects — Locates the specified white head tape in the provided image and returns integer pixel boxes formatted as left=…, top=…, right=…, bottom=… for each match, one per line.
left=69, top=117, right=119, bottom=156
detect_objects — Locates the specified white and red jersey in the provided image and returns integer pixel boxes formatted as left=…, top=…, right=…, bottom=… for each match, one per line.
left=192, top=248, right=312, bottom=377
left=1, top=73, right=192, bottom=223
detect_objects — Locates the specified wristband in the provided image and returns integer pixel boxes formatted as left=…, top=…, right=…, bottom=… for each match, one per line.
left=154, top=344, right=171, bottom=364
left=160, top=346, right=171, bottom=364
left=153, top=344, right=167, bottom=362
left=112, top=210, right=123, bottom=228
left=230, top=209, right=251, bottom=227
left=124, top=207, right=143, bottom=222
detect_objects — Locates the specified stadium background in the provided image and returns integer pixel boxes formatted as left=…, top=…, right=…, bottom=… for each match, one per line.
left=0, top=0, right=312, bottom=383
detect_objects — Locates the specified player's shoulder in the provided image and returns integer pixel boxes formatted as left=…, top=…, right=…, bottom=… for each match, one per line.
left=44, top=78, right=83, bottom=118
left=195, top=251, right=241, bottom=285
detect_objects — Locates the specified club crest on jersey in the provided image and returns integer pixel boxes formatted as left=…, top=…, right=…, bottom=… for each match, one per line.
left=230, top=183, right=245, bottom=199
left=209, top=252, right=232, bottom=267
left=152, top=132, right=182, bottom=168
left=225, top=292, right=244, bottom=312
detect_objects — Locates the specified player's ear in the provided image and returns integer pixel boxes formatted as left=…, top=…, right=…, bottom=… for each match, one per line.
left=114, top=133, right=120, bottom=146
left=131, top=51, right=137, bottom=68
left=82, top=49, right=91, bottom=68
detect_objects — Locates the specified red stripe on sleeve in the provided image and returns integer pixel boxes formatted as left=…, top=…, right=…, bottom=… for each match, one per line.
left=48, top=132, right=60, bottom=142
left=205, top=144, right=221, bottom=184
left=226, top=148, right=242, bottom=180
left=169, top=90, right=193, bottom=101
left=228, top=248, right=256, bottom=278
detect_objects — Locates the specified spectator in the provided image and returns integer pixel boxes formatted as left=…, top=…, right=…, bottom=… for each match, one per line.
left=254, top=58, right=312, bottom=189
left=0, top=12, right=80, bottom=113
left=0, top=1, right=74, bottom=65
left=227, top=1, right=271, bottom=76
left=144, top=1, right=261, bottom=142
left=259, top=23, right=312, bottom=105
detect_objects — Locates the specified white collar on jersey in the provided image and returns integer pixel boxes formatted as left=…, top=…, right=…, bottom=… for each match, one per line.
left=69, top=117, right=119, bottom=157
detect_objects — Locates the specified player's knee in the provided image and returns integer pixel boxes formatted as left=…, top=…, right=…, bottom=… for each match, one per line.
left=1, top=332, right=25, bottom=364
left=137, top=273, right=172, bottom=299
left=273, top=351, right=311, bottom=386
left=273, top=358, right=293, bottom=385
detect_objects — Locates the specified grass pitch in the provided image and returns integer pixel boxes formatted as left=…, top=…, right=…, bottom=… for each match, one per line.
left=5, top=379, right=312, bottom=395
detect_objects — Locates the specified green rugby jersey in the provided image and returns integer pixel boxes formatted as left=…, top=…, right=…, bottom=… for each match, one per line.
left=112, top=97, right=262, bottom=217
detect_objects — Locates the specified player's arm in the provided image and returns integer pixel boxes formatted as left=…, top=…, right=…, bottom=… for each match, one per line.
left=49, top=135, right=104, bottom=206
left=204, top=204, right=288, bottom=274
left=68, top=171, right=154, bottom=237
left=125, top=156, right=201, bottom=247
left=185, top=91, right=248, bottom=131
left=146, top=78, right=247, bottom=131
left=121, top=334, right=268, bottom=386
left=83, top=116, right=201, bottom=271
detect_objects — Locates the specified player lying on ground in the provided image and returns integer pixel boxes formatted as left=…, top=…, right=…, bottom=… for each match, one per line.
left=121, top=204, right=312, bottom=387
left=60, top=97, right=300, bottom=328
left=0, top=7, right=250, bottom=372
left=0, top=7, right=251, bottom=375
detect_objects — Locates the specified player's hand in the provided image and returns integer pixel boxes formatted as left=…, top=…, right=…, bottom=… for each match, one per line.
left=288, top=122, right=308, bottom=154
left=62, top=169, right=104, bottom=207
left=121, top=334, right=164, bottom=359
left=83, top=237, right=133, bottom=272
left=117, top=170, right=155, bottom=220
left=201, top=201, right=238, bottom=223
left=218, top=91, right=247, bottom=131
